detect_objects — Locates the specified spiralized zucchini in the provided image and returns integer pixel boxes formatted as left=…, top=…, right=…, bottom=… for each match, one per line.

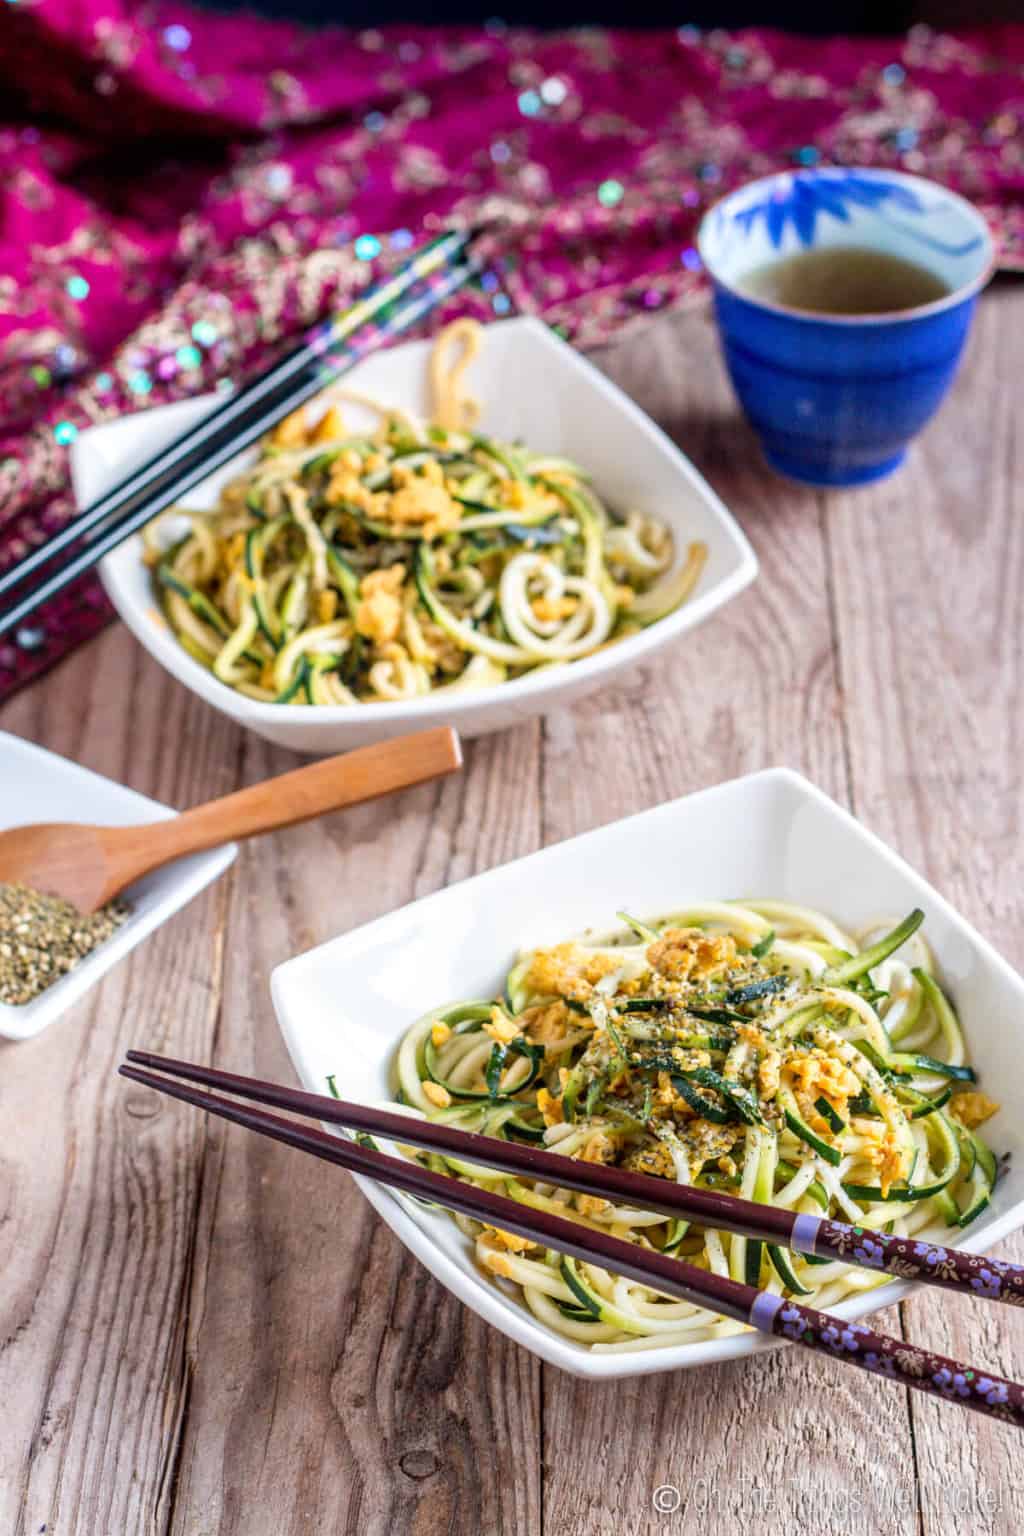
left=386, top=901, right=999, bottom=1353
left=146, top=321, right=707, bottom=706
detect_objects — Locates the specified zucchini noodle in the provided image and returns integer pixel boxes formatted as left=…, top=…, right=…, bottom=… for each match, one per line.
left=381, top=901, right=999, bottom=1353
left=145, top=320, right=707, bottom=706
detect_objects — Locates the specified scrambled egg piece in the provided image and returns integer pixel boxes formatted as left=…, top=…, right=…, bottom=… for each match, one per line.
left=311, top=404, right=346, bottom=442
left=271, top=407, right=309, bottom=447
left=579, top=1131, right=617, bottom=1165
left=421, top=1080, right=451, bottom=1109
left=536, top=1087, right=564, bottom=1126
left=484, top=1008, right=521, bottom=1046
left=607, top=1066, right=634, bottom=1096
left=430, top=1020, right=451, bottom=1048
left=853, top=1119, right=905, bottom=1197
left=522, top=1000, right=574, bottom=1051
left=325, top=465, right=383, bottom=514
left=577, top=1195, right=610, bottom=1218
left=531, top=595, right=578, bottom=623
left=485, top=1226, right=536, bottom=1253
left=653, top=1071, right=695, bottom=1118
left=623, top=1141, right=676, bottom=1179
left=355, top=564, right=405, bottom=645
left=656, top=1071, right=677, bottom=1107
left=684, top=1118, right=739, bottom=1164
left=388, top=468, right=461, bottom=539
left=317, top=589, right=338, bottom=623
left=501, top=481, right=561, bottom=513
left=951, top=1090, right=1000, bottom=1130
left=757, top=1047, right=782, bottom=1102
left=646, top=928, right=738, bottom=981
left=222, top=531, right=246, bottom=571
left=499, top=479, right=526, bottom=509
left=524, top=943, right=618, bottom=1003
left=401, top=459, right=444, bottom=486
left=482, top=1251, right=516, bottom=1279
left=785, top=1049, right=860, bottom=1130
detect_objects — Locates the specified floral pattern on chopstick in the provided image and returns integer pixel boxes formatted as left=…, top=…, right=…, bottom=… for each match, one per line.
left=770, top=1304, right=1024, bottom=1426
left=813, top=1221, right=1024, bottom=1304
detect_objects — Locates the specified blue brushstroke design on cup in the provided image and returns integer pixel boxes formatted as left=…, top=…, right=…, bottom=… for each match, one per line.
left=697, top=169, right=994, bottom=487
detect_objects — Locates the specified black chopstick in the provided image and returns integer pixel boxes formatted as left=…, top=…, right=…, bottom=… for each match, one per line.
left=0, top=230, right=479, bottom=638
left=119, top=1054, right=1024, bottom=1428
left=123, top=1048, right=1024, bottom=1311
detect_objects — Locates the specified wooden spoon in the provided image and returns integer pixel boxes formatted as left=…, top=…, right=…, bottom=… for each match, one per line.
left=0, top=726, right=462, bottom=913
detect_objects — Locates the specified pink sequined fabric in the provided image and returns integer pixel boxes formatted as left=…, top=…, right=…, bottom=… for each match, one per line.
left=2, top=5, right=1022, bottom=699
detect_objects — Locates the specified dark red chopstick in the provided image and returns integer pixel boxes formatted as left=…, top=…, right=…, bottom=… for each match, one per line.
left=0, top=228, right=478, bottom=637
left=123, top=1049, right=1024, bottom=1310
left=120, top=1055, right=1024, bottom=1430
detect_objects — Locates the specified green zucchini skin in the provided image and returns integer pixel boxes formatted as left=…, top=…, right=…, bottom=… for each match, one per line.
left=952, top=1126, right=996, bottom=1227
left=423, top=1030, right=543, bottom=1105
left=725, top=975, right=791, bottom=1006
left=744, top=1239, right=764, bottom=1287
left=821, top=908, right=924, bottom=986
left=685, top=1004, right=748, bottom=1026
left=814, top=1095, right=847, bottom=1134
left=889, top=1051, right=976, bottom=1083
left=894, top=1083, right=953, bottom=1118
left=669, top=1073, right=733, bottom=1125
left=778, top=1084, right=842, bottom=1165
left=776, top=1159, right=829, bottom=1211
left=616, top=910, right=660, bottom=943
left=767, top=1245, right=813, bottom=1295
left=275, top=657, right=310, bottom=704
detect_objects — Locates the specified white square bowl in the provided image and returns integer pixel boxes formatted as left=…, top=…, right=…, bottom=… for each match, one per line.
left=271, top=767, right=1024, bottom=1379
left=0, top=731, right=235, bottom=1040
left=72, top=318, right=757, bottom=754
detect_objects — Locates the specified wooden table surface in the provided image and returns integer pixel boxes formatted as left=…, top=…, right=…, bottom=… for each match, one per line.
left=3, top=287, right=1022, bottom=1536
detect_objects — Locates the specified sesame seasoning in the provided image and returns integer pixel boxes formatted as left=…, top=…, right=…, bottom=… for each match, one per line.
left=0, top=883, right=129, bottom=1006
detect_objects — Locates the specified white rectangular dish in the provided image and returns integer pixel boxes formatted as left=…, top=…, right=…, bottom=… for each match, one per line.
left=271, top=767, right=1024, bottom=1379
left=0, top=730, right=235, bottom=1040
left=72, top=317, right=757, bottom=753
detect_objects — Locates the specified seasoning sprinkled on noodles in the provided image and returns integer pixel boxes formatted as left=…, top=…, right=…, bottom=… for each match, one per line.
left=379, top=901, right=999, bottom=1352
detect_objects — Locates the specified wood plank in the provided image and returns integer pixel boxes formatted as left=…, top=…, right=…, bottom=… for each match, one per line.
left=5, top=285, right=1021, bottom=1534
left=165, top=725, right=545, bottom=1536
left=827, top=288, right=1024, bottom=1532
left=538, top=306, right=919, bottom=1536
left=0, top=628, right=238, bottom=1536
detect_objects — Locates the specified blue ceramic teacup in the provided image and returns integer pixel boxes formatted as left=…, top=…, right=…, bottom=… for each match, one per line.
left=697, top=169, right=993, bottom=487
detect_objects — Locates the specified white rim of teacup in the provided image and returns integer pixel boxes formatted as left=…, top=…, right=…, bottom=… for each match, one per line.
left=696, top=167, right=995, bottom=327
